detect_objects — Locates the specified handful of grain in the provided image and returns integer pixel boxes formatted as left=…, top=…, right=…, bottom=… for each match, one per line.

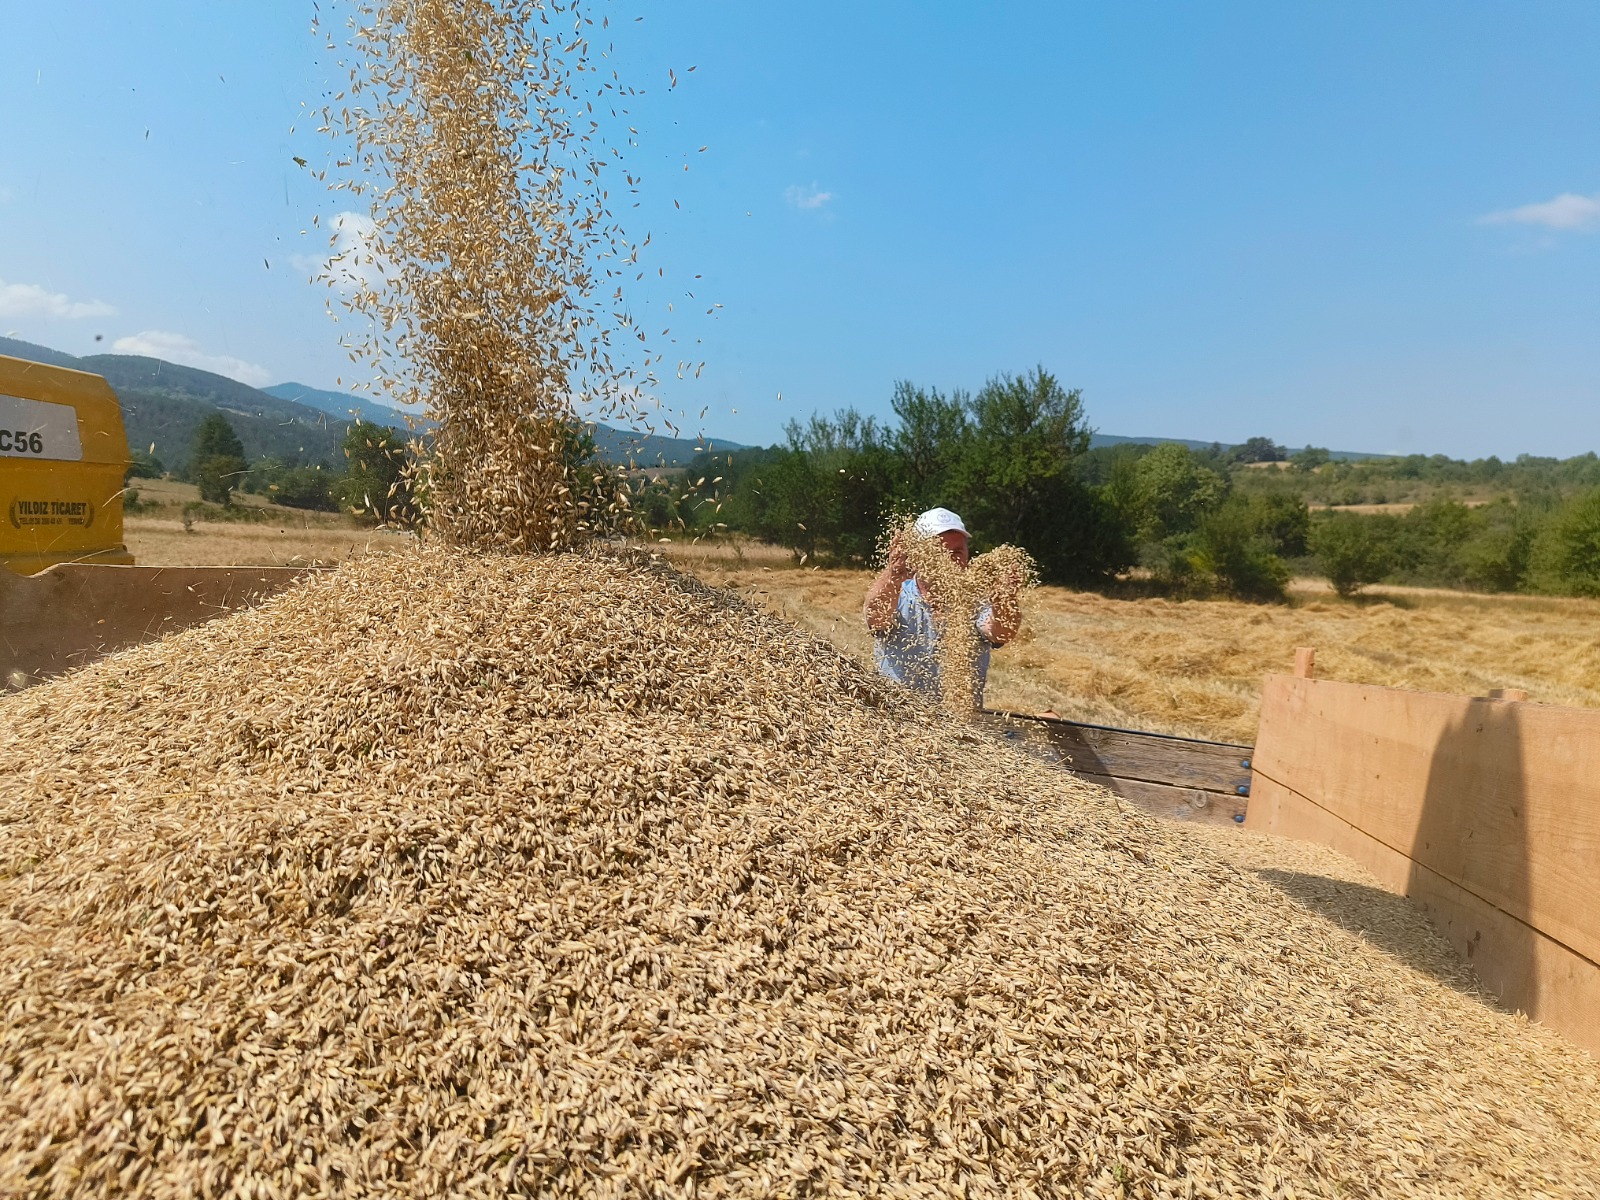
left=894, top=516, right=1039, bottom=711
left=2, top=549, right=1599, bottom=1197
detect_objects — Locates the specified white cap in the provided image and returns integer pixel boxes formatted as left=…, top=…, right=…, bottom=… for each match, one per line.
left=913, top=507, right=968, bottom=538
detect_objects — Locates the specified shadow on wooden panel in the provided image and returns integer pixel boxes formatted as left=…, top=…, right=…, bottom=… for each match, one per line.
left=1255, top=869, right=1492, bottom=1002
left=1412, top=702, right=1536, bottom=1016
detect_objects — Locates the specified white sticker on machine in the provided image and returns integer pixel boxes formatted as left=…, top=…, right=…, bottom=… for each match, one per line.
left=0, top=394, right=85, bottom=461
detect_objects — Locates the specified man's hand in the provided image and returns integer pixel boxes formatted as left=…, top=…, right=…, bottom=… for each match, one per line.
left=864, top=532, right=913, bottom=634
left=885, top=531, right=911, bottom=583
left=984, top=562, right=1025, bottom=646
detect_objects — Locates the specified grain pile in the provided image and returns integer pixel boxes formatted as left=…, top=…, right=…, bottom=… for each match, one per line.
left=4, top=549, right=1600, bottom=1198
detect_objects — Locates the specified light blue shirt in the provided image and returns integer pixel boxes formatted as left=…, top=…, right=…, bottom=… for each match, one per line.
left=873, top=579, right=994, bottom=707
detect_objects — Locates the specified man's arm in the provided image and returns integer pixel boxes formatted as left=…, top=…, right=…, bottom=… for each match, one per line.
left=863, top=533, right=911, bottom=634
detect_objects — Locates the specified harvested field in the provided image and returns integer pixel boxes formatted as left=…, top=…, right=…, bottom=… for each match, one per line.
left=3, top=548, right=1598, bottom=1197
left=680, top=559, right=1600, bottom=743
left=123, top=515, right=413, bottom=568
left=120, top=480, right=410, bottom=568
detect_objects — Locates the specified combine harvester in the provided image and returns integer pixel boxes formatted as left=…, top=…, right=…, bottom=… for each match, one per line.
left=0, top=352, right=319, bottom=686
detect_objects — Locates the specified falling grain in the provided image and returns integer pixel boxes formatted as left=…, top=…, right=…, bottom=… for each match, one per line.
left=317, top=0, right=653, bottom=549
left=893, top=515, right=1039, bottom=712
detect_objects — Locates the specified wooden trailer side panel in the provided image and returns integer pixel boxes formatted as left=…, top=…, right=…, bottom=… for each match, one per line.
left=1249, top=674, right=1600, bottom=1054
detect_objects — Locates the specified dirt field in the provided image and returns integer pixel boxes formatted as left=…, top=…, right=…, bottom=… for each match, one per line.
left=661, top=541, right=1600, bottom=744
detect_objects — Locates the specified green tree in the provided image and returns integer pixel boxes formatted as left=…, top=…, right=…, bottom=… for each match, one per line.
left=952, top=367, right=1091, bottom=544
left=1397, top=500, right=1479, bottom=586
left=1531, top=488, right=1600, bottom=596
left=1312, top=512, right=1399, bottom=598
left=1459, top=499, right=1539, bottom=593
left=1230, top=436, right=1287, bottom=464
left=336, top=422, right=415, bottom=522
left=1116, top=443, right=1229, bottom=542
left=889, top=381, right=969, bottom=508
left=741, top=448, right=832, bottom=560
left=941, top=367, right=1135, bottom=584
left=1290, top=445, right=1330, bottom=472
left=741, top=411, right=897, bottom=562
left=190, top=414, right=247, bottom=505
left=124, top=447, right=164, bottom=483
left=1191, top=495, right=1292, bottom=601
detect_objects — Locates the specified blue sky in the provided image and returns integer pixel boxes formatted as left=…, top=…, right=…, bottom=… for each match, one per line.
left=2, top=2, right=1597, bottom=459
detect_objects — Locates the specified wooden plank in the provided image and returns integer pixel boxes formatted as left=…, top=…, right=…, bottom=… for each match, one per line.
left=1248, top=772, right=1600, bottom=1056
left=983, top=710, right=1252, bottom=795
left=1294, top=646, right=1316, bottom=678
left=1253, top=674, right=1600, bottom=969
left=1081, top=773, right=1247, bottom=828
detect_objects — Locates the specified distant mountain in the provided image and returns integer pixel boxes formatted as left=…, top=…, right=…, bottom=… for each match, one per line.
left=0, top=337, right=745, bottom=472
left=1089, top=433, right=1219, bottom=453
left=0, top=336, right=81, bottom=370
left=588, top=424, right=747, bottom=468
left=263, top=382, right=426, bottom=429
left=266, top=381, right=746, bottom=468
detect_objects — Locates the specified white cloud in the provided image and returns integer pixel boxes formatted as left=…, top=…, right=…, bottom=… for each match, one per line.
left=111, top=331, right=272, bottom=388
left=1480, top=191, right=1600, bottom=232
left=291, top=210, right=383, bottom=292
left=784, top=182, right=834, bottom=211
left=0, top=278, right=115, bottom=320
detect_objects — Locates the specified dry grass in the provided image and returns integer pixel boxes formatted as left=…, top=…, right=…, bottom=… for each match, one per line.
left=124, top=515, right=413, bottom=568
left=127, top=477, right=275, bottom=509
left=121, top=478, right=413, bottom=566
left=3, top=547, right=1598, bottom=1197
left=670, top=547, right=1600, bottom=744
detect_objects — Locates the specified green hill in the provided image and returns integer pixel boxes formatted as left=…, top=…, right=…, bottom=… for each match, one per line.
left=0, top=339, right=747, bottom=473
left=263, top=382, right=426, bottom=429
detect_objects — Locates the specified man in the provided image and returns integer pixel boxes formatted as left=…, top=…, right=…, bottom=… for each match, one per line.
left=862, top=507, right=1023, bottom=707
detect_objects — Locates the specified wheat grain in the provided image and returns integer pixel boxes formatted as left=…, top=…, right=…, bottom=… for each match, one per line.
left=1, top=547, right=1597, bottom=1197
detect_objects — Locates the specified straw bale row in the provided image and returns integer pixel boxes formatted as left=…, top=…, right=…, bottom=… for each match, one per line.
left=2, top=549, right=1597, bottom=1197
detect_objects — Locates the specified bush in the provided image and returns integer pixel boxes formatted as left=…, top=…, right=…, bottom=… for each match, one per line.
left=1312, top=512, right=1399, bottom=597
left=270, top=466, right=340, bottom=512
left=1192, top=496, right=1291, bottom=601
left=1531, top=488, right=1600, bottom=596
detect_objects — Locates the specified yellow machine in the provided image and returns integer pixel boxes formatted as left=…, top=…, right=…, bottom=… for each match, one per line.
left=0, top=353, right=133, bottom=575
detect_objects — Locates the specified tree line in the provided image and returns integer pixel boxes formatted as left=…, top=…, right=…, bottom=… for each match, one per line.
left=128, top=412, right=416, bottom=522
left=641, top=367, right=1600, bottom=601
left=143, top=383, right=1600, bottom=601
